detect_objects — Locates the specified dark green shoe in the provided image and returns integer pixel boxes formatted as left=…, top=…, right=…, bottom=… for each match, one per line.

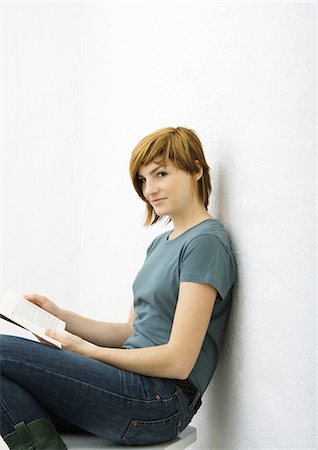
left=4, top=418, right=67, bottom=449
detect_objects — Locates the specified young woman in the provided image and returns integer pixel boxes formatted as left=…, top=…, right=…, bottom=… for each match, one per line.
left=0, top=127, right=237, bottom=449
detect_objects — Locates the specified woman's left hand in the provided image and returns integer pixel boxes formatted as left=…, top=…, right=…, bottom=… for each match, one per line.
left=45, top=329, right=91, bottom=355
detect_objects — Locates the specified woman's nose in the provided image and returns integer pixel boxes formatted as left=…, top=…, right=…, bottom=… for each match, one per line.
left=143, top=180, right=159, bottom=197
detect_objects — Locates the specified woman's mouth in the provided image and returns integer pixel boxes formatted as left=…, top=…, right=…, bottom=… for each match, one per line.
left=152, top=198, right=166, bottom=205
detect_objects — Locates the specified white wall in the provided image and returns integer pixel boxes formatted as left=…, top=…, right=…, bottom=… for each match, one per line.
left=1, top=1, right=316, bottom=449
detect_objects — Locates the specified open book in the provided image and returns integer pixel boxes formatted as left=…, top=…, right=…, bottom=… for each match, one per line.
left=1, top=289, right=66, bottom=348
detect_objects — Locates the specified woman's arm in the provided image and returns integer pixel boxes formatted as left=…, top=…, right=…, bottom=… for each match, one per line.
left=46, top=282, right=217, bottom=379
left=60, top=304, right=136, bottom=348
left=23, top=294, right=136, bottom=348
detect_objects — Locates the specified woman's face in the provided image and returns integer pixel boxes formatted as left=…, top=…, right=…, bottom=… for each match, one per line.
left=137, top=159, right=198, bottom=218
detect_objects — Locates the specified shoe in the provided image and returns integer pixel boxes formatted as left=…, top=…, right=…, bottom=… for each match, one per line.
left=4, top=418, right=67, bottom=449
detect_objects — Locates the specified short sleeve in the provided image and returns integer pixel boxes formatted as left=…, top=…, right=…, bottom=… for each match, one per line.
left=180, top=235, right=236, bottom=301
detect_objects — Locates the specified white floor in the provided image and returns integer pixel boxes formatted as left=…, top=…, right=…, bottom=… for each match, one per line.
left=1, top=426, right=196, bottom=450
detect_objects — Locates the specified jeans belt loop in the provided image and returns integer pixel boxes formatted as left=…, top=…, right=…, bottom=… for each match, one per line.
left=188, top=389, right=201, bottom=412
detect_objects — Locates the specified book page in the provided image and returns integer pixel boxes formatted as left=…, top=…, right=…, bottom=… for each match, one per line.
left=12, top=296, right=64, bottom=331
left=1, top=289, right=66, bottom=348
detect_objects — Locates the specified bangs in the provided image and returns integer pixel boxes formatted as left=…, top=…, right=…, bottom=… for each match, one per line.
left=134, top=134, right=174, bottom=170
left=132, top=129, right=193, bottom=177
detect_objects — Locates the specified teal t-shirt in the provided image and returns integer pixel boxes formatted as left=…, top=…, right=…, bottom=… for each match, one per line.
left=123, top=219, right=237, bottom=396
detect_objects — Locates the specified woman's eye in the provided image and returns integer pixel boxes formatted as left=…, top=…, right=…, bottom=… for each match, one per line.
left=157, top=171, right=167, bottom=178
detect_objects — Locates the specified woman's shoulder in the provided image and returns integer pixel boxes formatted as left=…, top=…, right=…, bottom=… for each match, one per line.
left=186, top=218, right=228, bottom=238
left=185, top=219, right=233, bottom=253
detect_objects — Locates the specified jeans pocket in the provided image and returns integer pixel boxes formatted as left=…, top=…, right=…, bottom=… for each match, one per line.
left=122, top=411, right=180, bottom=446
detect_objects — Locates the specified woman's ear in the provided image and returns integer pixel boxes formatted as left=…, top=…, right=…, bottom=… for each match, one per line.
left=194, top=160, right=203, bottom=181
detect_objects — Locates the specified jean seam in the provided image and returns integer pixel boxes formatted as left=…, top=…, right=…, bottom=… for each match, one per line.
left=0, top=399, right=19, bottom=432
left=149, top=377, right=161, bottom=398
left=175, top=387, right=193, bottom=431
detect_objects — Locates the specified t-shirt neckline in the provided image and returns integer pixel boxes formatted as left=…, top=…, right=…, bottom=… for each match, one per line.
left=165, top=219, right=217, bottom=243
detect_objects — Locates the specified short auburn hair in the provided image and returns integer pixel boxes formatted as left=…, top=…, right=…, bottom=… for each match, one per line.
left=129, top=126, right=212, bottom=226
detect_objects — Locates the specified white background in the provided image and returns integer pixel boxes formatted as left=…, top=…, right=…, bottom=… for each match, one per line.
left=1, top=1, right=316, bottom=449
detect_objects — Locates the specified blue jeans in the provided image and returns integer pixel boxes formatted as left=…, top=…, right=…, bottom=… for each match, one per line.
left=0, top=335, right=197, bottom=446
